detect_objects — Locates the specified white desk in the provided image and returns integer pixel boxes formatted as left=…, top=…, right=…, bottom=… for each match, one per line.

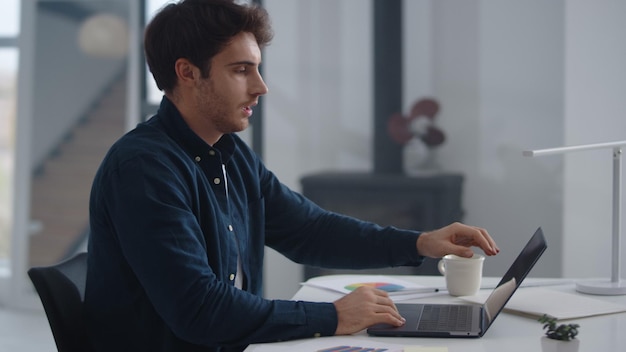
left=246, top=275, right=626, bottom=351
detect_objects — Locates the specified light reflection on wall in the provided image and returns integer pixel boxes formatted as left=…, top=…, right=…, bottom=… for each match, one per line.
left=0, top=49, right=18, bottom=262
left=0, top=0, right=19, bottom=263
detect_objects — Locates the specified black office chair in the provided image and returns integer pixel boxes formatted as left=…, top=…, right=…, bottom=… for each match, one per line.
left=28, top=252, right=93, bottom=352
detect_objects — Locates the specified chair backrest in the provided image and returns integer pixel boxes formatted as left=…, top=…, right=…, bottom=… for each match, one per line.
left=28, top=252, right=93, bottom=352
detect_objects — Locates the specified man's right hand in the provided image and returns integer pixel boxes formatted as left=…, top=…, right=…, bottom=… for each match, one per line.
left=333, top=286, right=406, bottom=335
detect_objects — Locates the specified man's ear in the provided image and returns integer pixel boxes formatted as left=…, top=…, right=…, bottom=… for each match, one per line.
left=174, top=58, right=198, bottom=87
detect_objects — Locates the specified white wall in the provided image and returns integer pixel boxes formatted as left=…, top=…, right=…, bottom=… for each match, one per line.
left=433, top=0, right=565, bottom=279
left=261, top=0, right=571, bottom=299
left=563, top=1, right=626, bottom=279
left=258, top=0, right=626, bottom=299
left=262, top=0, right=374, bottom=298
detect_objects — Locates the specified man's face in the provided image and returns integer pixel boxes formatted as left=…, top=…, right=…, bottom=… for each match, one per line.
left=193, top=31, right=267, bottom=140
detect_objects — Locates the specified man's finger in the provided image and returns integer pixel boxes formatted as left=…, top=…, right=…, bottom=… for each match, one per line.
left=470, top=226, right=499, bottom=255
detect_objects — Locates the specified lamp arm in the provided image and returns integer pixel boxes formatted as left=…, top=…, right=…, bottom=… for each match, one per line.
left=523, top=140, right=626, bottom=157
left=523, top=141, right=626, bottom=292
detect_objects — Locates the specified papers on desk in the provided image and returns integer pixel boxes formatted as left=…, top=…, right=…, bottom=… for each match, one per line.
left=459, top=287, right=626, bottom=320
left=245, top=337, right=407, bottom=352
left=301, top=275, right=442, bottom=301
left=245, top=337, right=446, bottom=352
left=301, top=275, right=626, bottom=320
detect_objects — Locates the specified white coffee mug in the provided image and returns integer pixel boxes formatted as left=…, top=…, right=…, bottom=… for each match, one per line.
left=437, top=253, right=484, bottom=296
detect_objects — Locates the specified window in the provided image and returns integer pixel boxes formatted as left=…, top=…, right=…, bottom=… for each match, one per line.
left=0, top=0, right=20, bottom=268
left=0, top=0, right=19, bottom=37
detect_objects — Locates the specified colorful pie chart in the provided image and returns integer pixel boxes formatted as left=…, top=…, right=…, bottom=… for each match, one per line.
left=344, top=282, right=405, bottom=292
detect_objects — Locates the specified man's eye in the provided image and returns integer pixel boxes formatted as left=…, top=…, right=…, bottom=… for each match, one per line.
left=236, top=67, right=247, bottom=73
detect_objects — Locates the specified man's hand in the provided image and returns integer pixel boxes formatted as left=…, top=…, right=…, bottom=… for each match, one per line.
left=416, top=222, right=500, bottom=258
left=333, top=286, right=405, bottom=335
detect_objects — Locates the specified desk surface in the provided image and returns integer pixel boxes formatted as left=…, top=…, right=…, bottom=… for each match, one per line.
left=246, top=275, right=626, bottom=352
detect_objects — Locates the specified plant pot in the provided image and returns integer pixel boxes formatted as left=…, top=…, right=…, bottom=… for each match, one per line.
left=541, top=336, right=580, bottom=352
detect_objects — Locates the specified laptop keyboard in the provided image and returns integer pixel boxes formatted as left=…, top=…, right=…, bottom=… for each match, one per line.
left=417, top=305, right=474, bottom=332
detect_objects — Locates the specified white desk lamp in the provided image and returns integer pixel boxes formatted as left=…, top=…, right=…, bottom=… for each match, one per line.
left=523, top=141, right=626, bottom=295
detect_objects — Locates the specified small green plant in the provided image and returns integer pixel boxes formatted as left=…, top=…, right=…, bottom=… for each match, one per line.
left=539, top=314, right=580, bottom=341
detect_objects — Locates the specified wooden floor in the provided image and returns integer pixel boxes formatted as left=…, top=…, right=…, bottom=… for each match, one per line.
left=28, top=77, right=126, bottom=267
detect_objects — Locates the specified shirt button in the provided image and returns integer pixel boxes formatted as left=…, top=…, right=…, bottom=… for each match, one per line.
left=208, top=150, right=216, bottom=156
left=229, top=273, right=235, bottom=281
left=213, top=178, right=221, bottom=185
left=194, top=156, right=201, bottom=162
left=228, top=225, right=233, bottom=231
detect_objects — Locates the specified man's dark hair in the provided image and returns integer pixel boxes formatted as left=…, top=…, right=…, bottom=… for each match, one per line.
left=144, top=0, right=273, bottom=93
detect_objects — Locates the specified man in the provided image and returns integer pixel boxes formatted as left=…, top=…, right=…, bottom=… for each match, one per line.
left=85, top=0, right=499, bottom=351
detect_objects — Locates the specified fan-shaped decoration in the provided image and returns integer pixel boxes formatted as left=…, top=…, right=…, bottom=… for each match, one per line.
left=387, top=98, right=445, bottom=147
left=387, top=98, right=445, bottom=175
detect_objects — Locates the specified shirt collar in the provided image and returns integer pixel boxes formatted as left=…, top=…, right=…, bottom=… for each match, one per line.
left=155, top=96, right=236, bottom=163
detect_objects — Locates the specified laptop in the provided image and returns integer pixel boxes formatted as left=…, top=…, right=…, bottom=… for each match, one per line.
left=367, top=227, right=547, bottom=338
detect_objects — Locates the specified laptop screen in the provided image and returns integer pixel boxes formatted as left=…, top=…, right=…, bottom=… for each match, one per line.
left=483, top=227, right=547, bottom=329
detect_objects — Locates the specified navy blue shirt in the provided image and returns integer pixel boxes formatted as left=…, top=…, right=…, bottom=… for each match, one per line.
left=85, top=97, right=424, bottom=351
